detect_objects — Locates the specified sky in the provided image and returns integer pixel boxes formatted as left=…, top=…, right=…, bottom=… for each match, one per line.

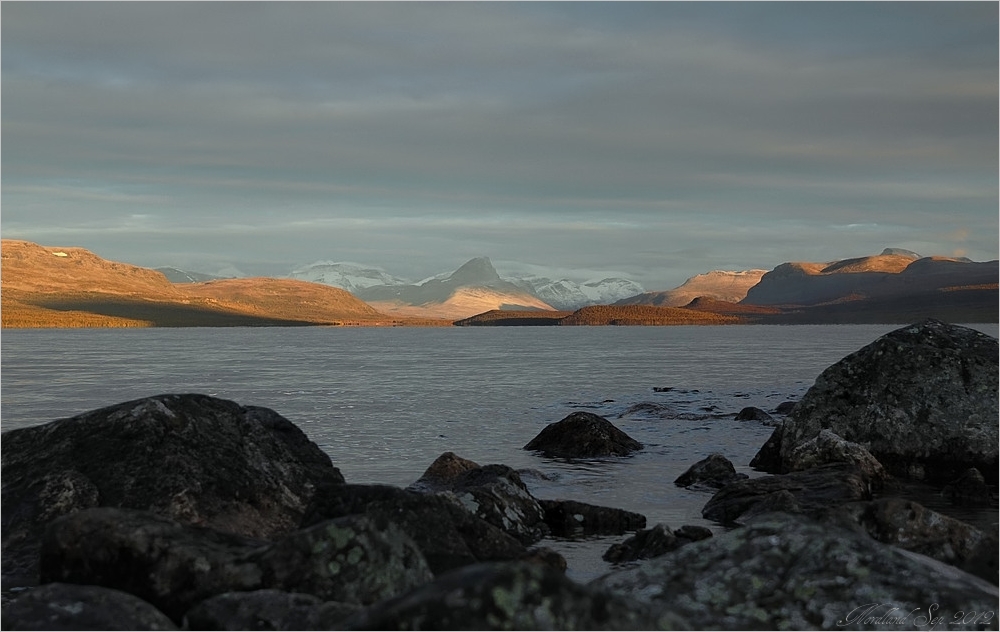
left=2, top=2, right=997, bottom=290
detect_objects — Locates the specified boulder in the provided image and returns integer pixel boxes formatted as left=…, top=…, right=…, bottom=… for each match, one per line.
left=674, top=453, right=748, bottom=490
left=774, top=401, right=797, bottom=415
left=301, top=483, right=527, bottom=574
left=593, top=513, right=1000, bottom=630
left=538, top=499, right=646, bottom=537
left=341, top=561, right=686, bottom=630
left=785, top=429, right=888, bottom=486
left=748, top=422, right=784, bottom=473
left=40, top=507, right=432, bottom=622
left=701, top=463, right=874, bottom=524
left=942, top=467, right=996, bottom=503
left=734, top=406, right=773, bottom=422
left=2, top=394, right=345, bottom=589
left=603, top=523, right=712, bottom=563
left=408, top=454, right=549, bottom=545
left=523, top=411, right=643, bottom=458
left=182, top=590, right=360, bottom=631
left=777, top=320, right=999, bottom=482
left=1, top=583, right=178, bottom=631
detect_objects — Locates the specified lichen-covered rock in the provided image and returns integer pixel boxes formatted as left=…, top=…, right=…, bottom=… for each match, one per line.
left=523, top=412, right=643, bottom=458
left=593, top=513, right=1000, bottom=630
left=603, top=523, right=712, bottom=563
left=1, top=583, right=178, bottom=631
left=408, top=454, right=549, bottom=545
left=342, top=561, right=686, bottom=630
left=2, top=394, right=345, bottom=590
left=674, top=453, right=748, bottom=490
left=40, top=507, right=432, bottom=622
left=702, top=463, right=874, bottom=524
left=302, top=483, right=527, bottom=574
left=776, top=320, right=999, bottom=482
left=785, top=429, right=888, bottom=486
left=538, top=499, right=646, bottom=537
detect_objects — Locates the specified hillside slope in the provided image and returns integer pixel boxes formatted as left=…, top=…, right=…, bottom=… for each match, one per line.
left=618, top=269, right=768, bottom=307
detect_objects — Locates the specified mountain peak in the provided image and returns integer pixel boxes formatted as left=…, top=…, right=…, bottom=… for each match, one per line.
left=880, top=248, right=922, bottom=259
left=447, top=257, right=501, bottom=286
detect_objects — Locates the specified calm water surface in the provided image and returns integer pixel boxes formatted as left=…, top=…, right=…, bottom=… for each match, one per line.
left=2, top=324, right=996, bottom=581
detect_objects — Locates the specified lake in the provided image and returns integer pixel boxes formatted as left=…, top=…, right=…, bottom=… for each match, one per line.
left=2, top=323, right=996, bottom=581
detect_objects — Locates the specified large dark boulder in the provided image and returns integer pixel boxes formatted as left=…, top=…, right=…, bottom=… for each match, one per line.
left=40, top=507, right=432, bottom=623
left=408, top=453, right=549, bottom=545
left=593, top=513, right=1000, bottom=630
left=775, top=320, right=998, bottom=482
left=302, top=483, right=528, bottom=574
left=701, top=463, right=874, bottom=524
left=674, top=453, right=748, bottom=490
left=1, top=583, right=178, bottom=631
left=341, top=561, right=687, bottom=630
left=523, top=412, right=643, bottom=458
left=538, top=499, right=646, bottom=537
left=2, top=394, right=345, bottom=590
left=182, top=590, right=360, bottom=631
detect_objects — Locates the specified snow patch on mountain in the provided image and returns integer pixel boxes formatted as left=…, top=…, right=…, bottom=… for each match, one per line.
left=513, top=276, right=645, bottom=310
left=288, top=261, right=411, bottom=294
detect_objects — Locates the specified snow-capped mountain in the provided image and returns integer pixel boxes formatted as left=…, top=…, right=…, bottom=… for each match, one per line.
left=287, top=261, right=411, bottom=294
left=512, top=276, right=645, bottom=310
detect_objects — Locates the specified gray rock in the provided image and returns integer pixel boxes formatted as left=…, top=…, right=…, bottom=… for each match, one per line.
left=523, top=411, right=643, bottom=458
left=748, top=422, right=783, bottom=473
left=942, top=467, right=996, bottom=503
left=342, top=561, right=686, bottom=630
left=734, top=406, right=773, bottom=422
left=776, top=320, right=999, bottom=482
left=674, top=453, right=748, bottom=490
left=593, top=513, right=1000, bottom=630
left=774, top=401, right=797, bottom=415
left=2, top=394, right=345, bottom=590
left=702, top=463, right=874, bottom=524
left=409, top=454, right=549, bottom=545
left=40, top=507, right=432, bottom=622
left=538, top=499, right=647, bottom=537
left=603, top=523, right=712, bottom=563
left=785, top=429, right=888, bottom=486
left=182, top=590, right=325, bottom=631
left=1, top=583, right=177, bottom=631
left=302, top=483, right=528, bottom=574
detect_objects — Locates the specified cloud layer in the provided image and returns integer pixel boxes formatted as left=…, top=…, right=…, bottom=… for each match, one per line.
left=2, top=3, right=996, bottom=288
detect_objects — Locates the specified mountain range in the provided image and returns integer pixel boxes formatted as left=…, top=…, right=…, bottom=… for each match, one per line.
left=2, top=240, right=996, bottom=327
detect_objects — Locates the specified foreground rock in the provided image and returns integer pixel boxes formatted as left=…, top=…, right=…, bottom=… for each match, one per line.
left=40, top=507, right=432, bottom=622
left=342, top=561, right=686, bottom=630
left=183, top=590, right=359, bottom=631
left=674, top=453, right=748, bottom=490
left=594, top=513, right=1000, bottom=630
left=1, top=583, right=177, bottom=631
left=2, top=394, right=345, bottom=589
left=302, top=483, right=528, bottom=574
left=770, top=320, right=998, bottom=481
left=408, top=453, right=549, bottom=544
left=523, top=411, right=643, bottom=458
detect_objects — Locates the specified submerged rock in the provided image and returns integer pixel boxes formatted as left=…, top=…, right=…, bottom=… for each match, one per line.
left=734, top=406, right=773, bottom=422
left=40, top=507, right=432, bottom=622
left=775, top=320, right=999, bottom=482
left=523, top=411, right=643, bottom=458
left=1, top=583, right=178, bottom=631
left=342, top=561, right=685, bottom=630
left=593, top=513, right=1000, bottom=630
left=674, top=453, right=748, bottom=490
left=538, top=499, right=646, bottom=537
left=2, top=394, right=345, bottom=589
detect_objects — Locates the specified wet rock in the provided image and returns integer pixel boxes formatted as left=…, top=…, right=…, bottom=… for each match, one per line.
left=182, top=590, right=361, bottom=631
left=538, top=499, right=646, bottom=537
left=593, top=513, right=1000, bottom=631
left=748, top=422, right=784, bottom=473
left=834, top=498, right=995, bottom=581
left=674, top=453, right=748, bottom=490
left=40, top=507, right=432, bottom=622
left=1, top=583, right=178, bottom=631
left=734, top=406, right=773, bottom=422
left=2, top=394, right=345, bottom=589
left=518, top=547, right=568, bottom=573
left=342, top=561, right=685, bottom=630
left=702, top=463, right=874, bottom=524
left=406, top=451, right=479, bottom=491
left=523, top=411, right=643, bottom=458
left=408, top=454, right=549, bottom=545
left=774, top=401, right=797, bottom=415
left=942, top=467, right=996, bottom=503
left=777, top=320, right=999, bottom=482
left=301, top=483, right=527, bottom=574
left=785, top=429, right=888, bottom=486
left=603, top=523, right=712, bottom=563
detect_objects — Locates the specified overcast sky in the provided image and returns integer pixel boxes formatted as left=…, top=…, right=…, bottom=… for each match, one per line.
left=2, top=2, right=997, bottom=289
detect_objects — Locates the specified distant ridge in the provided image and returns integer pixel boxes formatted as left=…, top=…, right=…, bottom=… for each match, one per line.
left=617, top=269, right=767, bottom=307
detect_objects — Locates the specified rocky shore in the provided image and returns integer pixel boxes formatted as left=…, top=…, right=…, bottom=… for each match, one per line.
left=2, top=319, right=997, bottom=630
